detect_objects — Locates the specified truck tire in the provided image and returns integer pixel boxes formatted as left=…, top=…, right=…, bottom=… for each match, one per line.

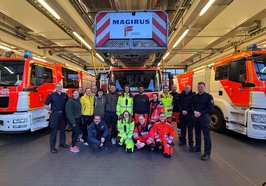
left=210, top=109, right=226, bottom=133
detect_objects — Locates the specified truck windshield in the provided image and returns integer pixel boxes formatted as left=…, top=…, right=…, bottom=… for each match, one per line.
left=0, top=60, right=24, bottom=86
left=254, top=57, right=266, bottom=81
left=112, top=70, right=161, bottom=92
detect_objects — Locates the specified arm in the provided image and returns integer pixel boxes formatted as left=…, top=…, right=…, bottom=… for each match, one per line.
left=44, top=94, right=52, bottom=111
left=65, top=101, right=75, bottom=125
left=167, top=125, right=175, bottom=144
left=200, top=95, right=214, bottom=116
left=133, top=126, right=139, bottom=140
left=116, top=97, right=121, bottom=116
left=102, top=122, right=109, bottom=138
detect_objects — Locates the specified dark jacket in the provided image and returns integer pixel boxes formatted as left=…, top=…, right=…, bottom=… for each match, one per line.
left=192, top=92, right=214, bottom=116
left=105, top=92, right=118, bottom=113
left=65, top=98, right=82, bottom=125
left=88, top=121, right=109, bottom=145
left=133, top=94, right=150, bottom=115
left=178, top=90, right=194, bottom=116
left=170, top=91, right=180, bottom=112
left=94, top=96, right=106, bottom=118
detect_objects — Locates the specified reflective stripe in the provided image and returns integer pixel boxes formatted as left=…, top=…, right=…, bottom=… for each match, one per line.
left=168, top=140, right=172, bottom=144
left=133, top=133, right=138, bottom=137
left=169, top=136, right=174, bottom=140
left=141, top=132, right=148, bottom=135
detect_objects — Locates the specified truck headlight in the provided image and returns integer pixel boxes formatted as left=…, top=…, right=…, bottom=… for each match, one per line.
left=251, top=114, right=266, bottom=124
left=253, top=124, right=266, bottom=131
left=13, top=119, right=27, bottom=124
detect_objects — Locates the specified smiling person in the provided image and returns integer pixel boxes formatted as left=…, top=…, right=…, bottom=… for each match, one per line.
left=65, top=90, right=82, bottom=153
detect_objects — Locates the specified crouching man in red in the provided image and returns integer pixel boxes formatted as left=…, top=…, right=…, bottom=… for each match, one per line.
left=133, top=114, right=155, bottom=151
left=153, top=112, right=175, bottom=158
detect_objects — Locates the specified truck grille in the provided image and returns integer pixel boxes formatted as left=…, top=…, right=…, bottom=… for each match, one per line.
left=0, top=96, right=9, bottom=108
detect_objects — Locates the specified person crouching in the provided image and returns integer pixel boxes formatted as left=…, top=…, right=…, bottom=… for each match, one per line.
left=153, top=112, right=175, bottom=158
left=133, top=114, right=155, bottom=151
left=116, top=110, right=135, bottom=153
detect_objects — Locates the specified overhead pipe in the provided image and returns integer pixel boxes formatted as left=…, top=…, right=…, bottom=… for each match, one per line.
left=37, top=45, right=86, bottom=49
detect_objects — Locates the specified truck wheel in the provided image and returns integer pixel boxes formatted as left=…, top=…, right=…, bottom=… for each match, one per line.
left=210, top=109, right=225, bottom=133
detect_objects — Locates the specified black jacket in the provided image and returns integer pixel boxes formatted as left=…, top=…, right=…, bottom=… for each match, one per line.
left=170, top=92, right=180, bottom=112
left=88, top=121, right=109, bottom=145
left=105, top=92, right=118, bottom=113
left=178, top=90, right=194, bottom=116
left=192, top=92, right=214, bottom=116
left=133, top=94, right=150, bottom=115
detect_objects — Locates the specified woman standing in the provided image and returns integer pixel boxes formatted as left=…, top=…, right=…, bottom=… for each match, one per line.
left=94, top=89, right=106, bottom=120
left=116, top=85, right=133, bottom=116
left=65, top=90, right=82, bottom=153
left=116, top=110, right=135, bottom=152
left=149, top=93, right=164, bottom=124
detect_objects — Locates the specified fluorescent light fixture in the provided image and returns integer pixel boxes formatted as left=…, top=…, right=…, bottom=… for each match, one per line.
left=33, top=56, right=47, bottom=62
left=4, top=67, right=14, bottom=74
left=158, top=62, right=161, bottom=66
left=0, top=45, right=12, bottom=51
left=173, top=29, right=189, bottom=48
left=38, top=0, right=61, bottom=19
left=264, top=44, right=266, bottom=48
left=199, top=0, right=215, bottom=16
left=73, top=31, right=92, bottom=49
left=163, top=52, right=170, bottom=60
left=96, top=53, right=104, bottom=61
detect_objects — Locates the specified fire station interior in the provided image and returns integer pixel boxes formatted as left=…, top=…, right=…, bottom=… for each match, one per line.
left=0, top=0, right=266, bottom=186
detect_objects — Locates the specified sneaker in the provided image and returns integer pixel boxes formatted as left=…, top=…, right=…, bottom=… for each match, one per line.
left=111, top=138, right=116, bottom=145
left=201, top=154, right=210, bottom=161
left=83, top=142, right=89, bottom=146
left=79, top=138, right=84, bottom=143
left=70, top=146, right=80, bottom=153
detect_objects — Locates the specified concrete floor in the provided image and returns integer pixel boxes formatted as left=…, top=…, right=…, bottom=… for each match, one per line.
left=0, top=128, right=265, bottom=186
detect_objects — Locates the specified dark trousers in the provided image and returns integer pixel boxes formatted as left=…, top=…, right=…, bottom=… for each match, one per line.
left=179, top=114, right=194, bottom=148
left=82, top=115, right=94, bottom=143
left=69, top=118, right=82, bottom=147
left=49, top=113, right=66, bottom=149
left=105, top=112, right=118, bottom=139
left=194, top=115, right=212, bottom=155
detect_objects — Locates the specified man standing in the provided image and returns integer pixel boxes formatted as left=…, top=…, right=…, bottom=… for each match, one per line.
left=105, top=84, right=118, bottom=145
left=178, top=84, right=194, bottom=150
left=133, top=85, right=150, bottom=123
left=88, top=115, right=109, bottom=150
left=170, top=84, right=180, bottom=135
left=44, top=83, right=69, bottom=153
left=160, top=85, right=173, bottom=122
left=192, top=82, right=214, bottom=161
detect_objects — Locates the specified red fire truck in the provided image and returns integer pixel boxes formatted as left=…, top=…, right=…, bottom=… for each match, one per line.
left=0, top=54, right=95, bottom=132
left=176, top=45, right=266, bottom=139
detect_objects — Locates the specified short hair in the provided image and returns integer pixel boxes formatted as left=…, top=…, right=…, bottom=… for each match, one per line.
left=163, top=85, right=169, bottom=88
left=159, top=112, right=165, bottom=116
left=198, top=82, right=205, bottom=86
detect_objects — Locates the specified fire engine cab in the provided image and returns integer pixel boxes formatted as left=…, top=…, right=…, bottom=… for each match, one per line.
left=176, top=44, right=266, bottom=139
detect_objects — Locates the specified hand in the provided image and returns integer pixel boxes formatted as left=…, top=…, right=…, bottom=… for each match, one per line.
left=101, top=137, right=105, bottom=143
left=194, top=111, right=201, bottom=118
left=182, top=110, right=187, bottom=115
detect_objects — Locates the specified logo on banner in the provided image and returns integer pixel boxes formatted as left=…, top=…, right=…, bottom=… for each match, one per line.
left=124, top=25, right=133, bottom=36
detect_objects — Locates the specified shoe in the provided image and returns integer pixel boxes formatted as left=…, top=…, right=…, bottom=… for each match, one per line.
left=83, top=142, right=89, bottom=146
left=201, top=154, right=210, bottom=161
left=163, top=153, right=172, bottom=158
left=189, top=148, right=201, bottom=153
left=70, top=146, right=80, bottom=153
left=50, top=148, right=58, bottom=153
left=111, top=138, right=116, bottom=145
left=59, top=144, right=69, bottom=148
left=79, top=138, right=84, bottom=143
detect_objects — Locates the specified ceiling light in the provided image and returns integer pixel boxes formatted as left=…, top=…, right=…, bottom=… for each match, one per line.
left=38, top=0, right=61, bottom=19
left=96, top=53, right=104, bottom=61
left=199, top=0, right=215, bottom=16
left=0, top=45, right=12, bottom=51
left=173, top=29, right=189, bottom=48
left=73, top=31, right=92, bottom=49
left=33, top=56, right=47, bottom=62
left=163, top=52, right=170, bottom=60
left=158, top=62, right=161, bottom=66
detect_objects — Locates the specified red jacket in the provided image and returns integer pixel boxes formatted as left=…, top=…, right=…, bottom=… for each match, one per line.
left=133, top=122, right=154, bottom=145
left=149, top=101, right=164, bottom=124
left=153, top=120, right=174, bottom=144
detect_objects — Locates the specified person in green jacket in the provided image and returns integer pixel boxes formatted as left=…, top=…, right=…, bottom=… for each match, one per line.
left=160, top=85, right=173, bottom=122
left=116, top=110, right=135, bottom=152
left=116, top=85, right=133, bottom=116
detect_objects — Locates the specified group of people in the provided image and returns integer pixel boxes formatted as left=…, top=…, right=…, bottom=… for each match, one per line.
left=44, top=81, right=214, bottom=160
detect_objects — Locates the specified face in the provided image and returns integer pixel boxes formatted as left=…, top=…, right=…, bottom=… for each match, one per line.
left=98, top=91, right=103, bottom=97
left=159, top=114, right=166, bottom=122
left=78, top=87, right=83, bottom=93
left=55, top=83, right=63, bottom=93
left=123, top=111, right=129, bottom=118
left=152, top=94, right=158, bottom=101
left=94, top=116, right=101, bottom=125
left=124, top=86, right=130, bottom=93
left=110, top=86, right=116, bottom=93
left=198, top=84, right=205, bottom=93
left=163, top=86, right=169, bottom=93
left=72, top=90, right=79, bottom=99
left=171, top=85, right=177, bottom=92
left=138, top=87, right=144, bottom=94
left=184, top=85, right=191, bottom=93
left=92, top=86, right=97, bottom=93
left=138, top=116, right=145, bottom=125
left=86, top=88, right=92, bottom=95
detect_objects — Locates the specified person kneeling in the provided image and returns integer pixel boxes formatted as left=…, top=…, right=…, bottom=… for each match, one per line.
left=116, top=111, right=135, bottom=153
left=88, top=115, right=109, bottom=150
left=133, top=114, right=155, bottom=151
left=153, top=112, right=175, bottom=158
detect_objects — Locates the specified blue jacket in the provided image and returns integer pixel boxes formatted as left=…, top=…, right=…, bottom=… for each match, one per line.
left=88, top=121, right=109, bottom=145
